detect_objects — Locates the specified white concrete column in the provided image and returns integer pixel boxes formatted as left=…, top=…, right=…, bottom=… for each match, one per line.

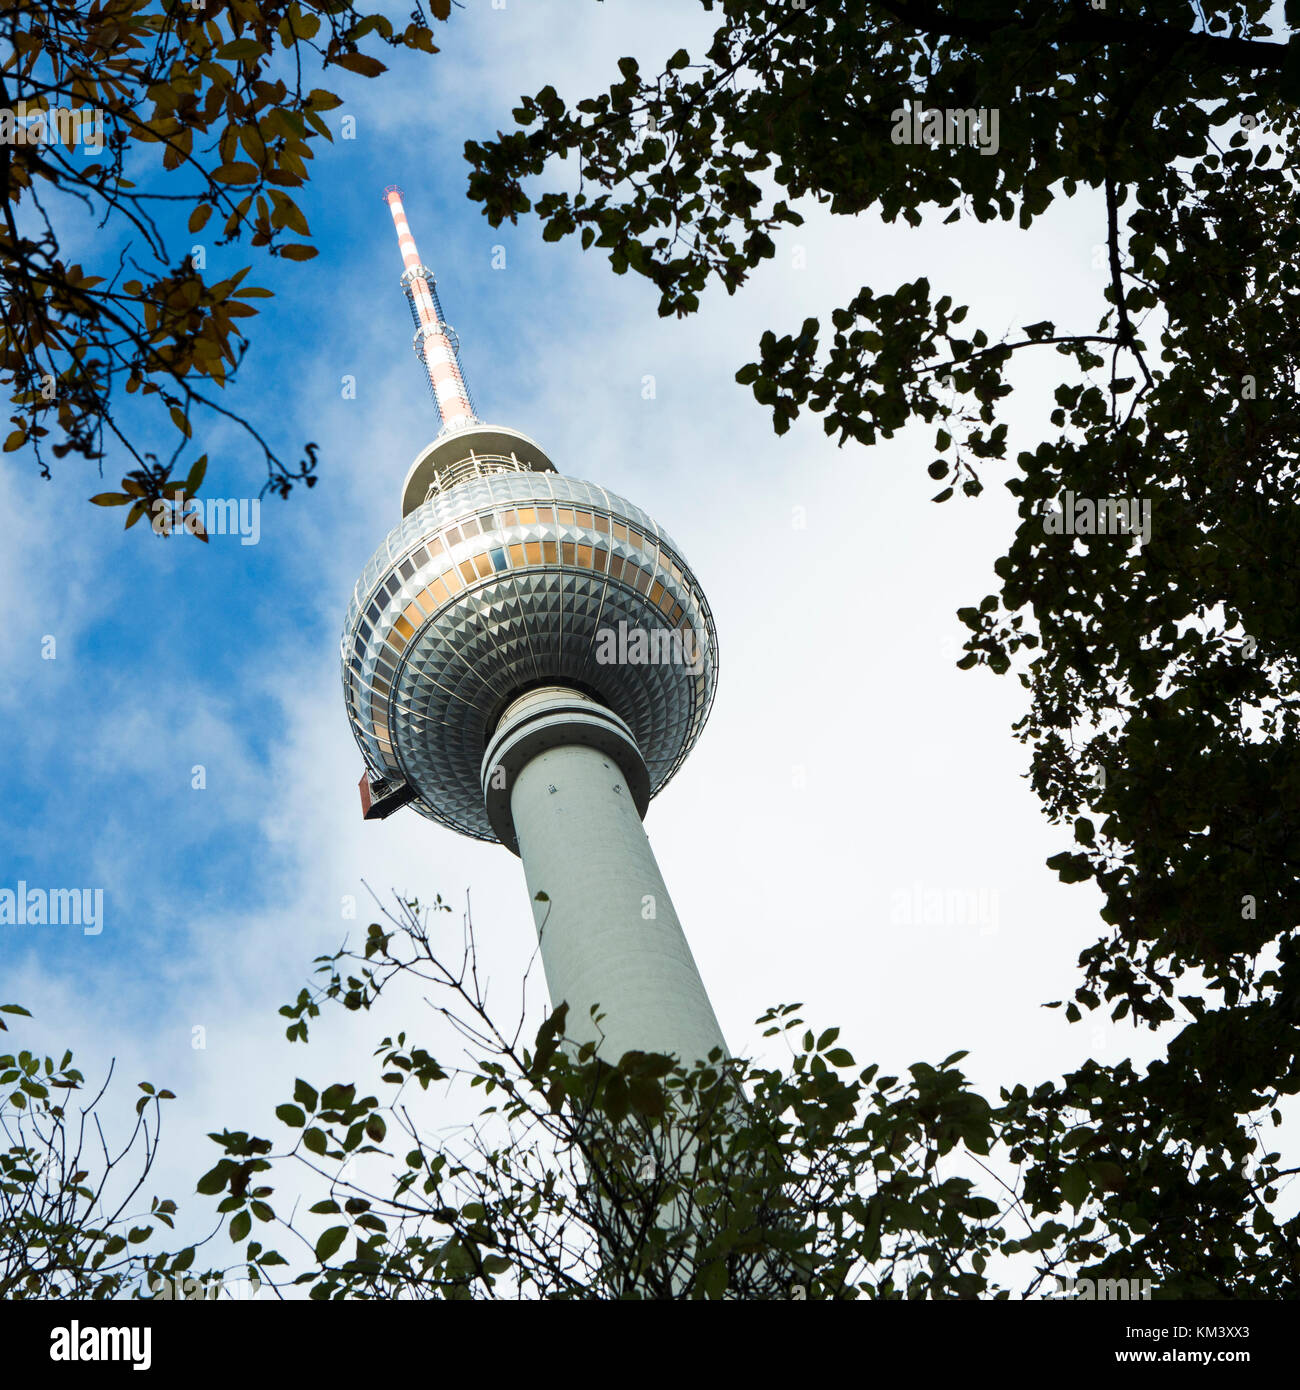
left=482, top=688, right=727, bottom=1068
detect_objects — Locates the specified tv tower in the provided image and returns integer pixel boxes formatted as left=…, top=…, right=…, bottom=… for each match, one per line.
left=342, top=188, right=727, bottom=1068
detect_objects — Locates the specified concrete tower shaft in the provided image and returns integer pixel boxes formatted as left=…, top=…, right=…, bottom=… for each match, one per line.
left=484, top=688, right=728, bottom=1065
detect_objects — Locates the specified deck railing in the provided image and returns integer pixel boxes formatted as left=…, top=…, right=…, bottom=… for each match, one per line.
left=424, top=451, right=551, bottom=502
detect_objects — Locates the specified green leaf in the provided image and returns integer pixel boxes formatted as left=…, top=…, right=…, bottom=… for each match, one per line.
left=185, top=455, right=207, bottom=494
left=1060, top=1165, right=1089, bottom=1210
left=699, top=1259, right=728, bottom=1299
left=275, top=1103, right=306, bottom=1128
left=196, top=1162, right=229, bottom=1196
left=315, top=1226, right=347, bottom=1262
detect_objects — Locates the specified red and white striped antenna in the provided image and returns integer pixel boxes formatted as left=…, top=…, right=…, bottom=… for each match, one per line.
left=384, top=186, right=479, bottom=434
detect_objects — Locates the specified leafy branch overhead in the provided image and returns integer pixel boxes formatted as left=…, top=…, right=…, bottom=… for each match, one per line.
left=1, top=0, right=451, bottom=525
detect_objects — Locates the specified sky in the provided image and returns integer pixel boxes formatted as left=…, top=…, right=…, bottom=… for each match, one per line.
left=2, top=0, right=1288, bottom=1293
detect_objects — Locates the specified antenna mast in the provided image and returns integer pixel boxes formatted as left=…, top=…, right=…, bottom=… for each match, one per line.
left=383, top=186, right=479, bottom=434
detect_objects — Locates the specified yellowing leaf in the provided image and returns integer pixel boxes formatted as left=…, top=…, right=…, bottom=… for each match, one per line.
left=332, top=53, right=386, bottom=78
left=213, top=162, right=260, bottom=185
left=218, top=38, right=266, bottom=62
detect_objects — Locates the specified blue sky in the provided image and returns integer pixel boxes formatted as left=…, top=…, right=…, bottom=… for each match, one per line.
left=4, top=0, right=1293, bottom=1283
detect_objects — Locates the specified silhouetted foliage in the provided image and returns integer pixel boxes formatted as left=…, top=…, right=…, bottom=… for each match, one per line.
left=464, top=0, right=1300, bottom=1292
left=0, top=1002, right=193, bottom=1298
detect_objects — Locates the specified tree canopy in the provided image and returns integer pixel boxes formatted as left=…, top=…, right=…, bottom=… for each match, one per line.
left=1, top=0, right=448, bottom=531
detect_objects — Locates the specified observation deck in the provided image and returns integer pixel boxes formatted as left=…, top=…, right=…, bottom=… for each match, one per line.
left=342, top=436, right=718, bottom=843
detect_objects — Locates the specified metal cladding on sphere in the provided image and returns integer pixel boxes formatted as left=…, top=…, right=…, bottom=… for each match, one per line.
left=341, top=435, right=718, bottom=844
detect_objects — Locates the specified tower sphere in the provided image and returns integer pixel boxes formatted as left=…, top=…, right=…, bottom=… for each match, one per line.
left=341, top=422, right=719, bottom=845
